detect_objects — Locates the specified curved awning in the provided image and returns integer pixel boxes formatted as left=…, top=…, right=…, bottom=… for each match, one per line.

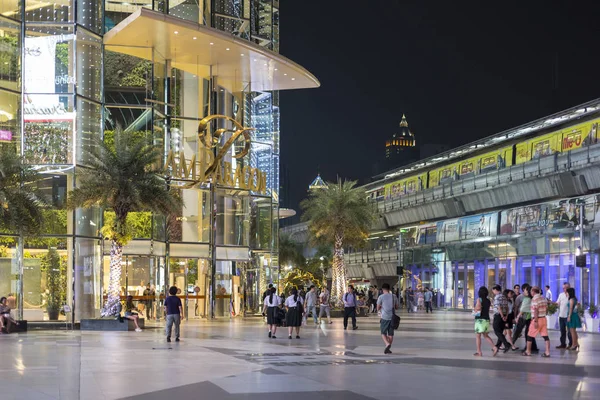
left=104, top=8, right=320, bottom=93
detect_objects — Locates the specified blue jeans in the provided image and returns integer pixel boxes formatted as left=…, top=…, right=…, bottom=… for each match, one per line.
left=308, top=305, right=318, bottom=324
left=166, top=314, right=181, bottom=338
left=559, top=317, right=573, bottom=347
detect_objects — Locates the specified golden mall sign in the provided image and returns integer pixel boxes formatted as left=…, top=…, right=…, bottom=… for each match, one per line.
left=165, top=114, right=267, bottom=194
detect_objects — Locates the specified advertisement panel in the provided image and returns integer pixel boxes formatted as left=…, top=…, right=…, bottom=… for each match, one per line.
left=436, top=213, right=498, bottom=243
left=499, top=196, right=597, bottom=235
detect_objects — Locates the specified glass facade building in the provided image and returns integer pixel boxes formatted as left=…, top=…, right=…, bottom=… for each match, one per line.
left=0, top=1, right=317, bottom=322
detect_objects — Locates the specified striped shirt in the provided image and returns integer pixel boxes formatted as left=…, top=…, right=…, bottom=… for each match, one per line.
left=531, top=294, right=548, bottom=318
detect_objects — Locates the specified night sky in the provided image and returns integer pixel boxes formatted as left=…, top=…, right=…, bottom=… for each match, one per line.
left=278, top=1, right=600, bottom=215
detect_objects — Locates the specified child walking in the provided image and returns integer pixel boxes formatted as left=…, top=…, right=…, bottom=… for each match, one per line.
left=164, top=286, right=183, bottom=342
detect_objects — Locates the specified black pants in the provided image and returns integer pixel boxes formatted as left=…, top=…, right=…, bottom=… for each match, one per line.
left=425, top=301, right=433, bottom=313
left=343, top=307, right=357, bottom=328
left=493, top=315, right=511, bottom=348
left=522, top=318, right=538, bottom=351
left=559, top=317, right=573, bottom=347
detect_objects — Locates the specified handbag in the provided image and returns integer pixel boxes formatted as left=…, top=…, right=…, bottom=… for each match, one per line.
left=392, top=297, right=401, bottom=329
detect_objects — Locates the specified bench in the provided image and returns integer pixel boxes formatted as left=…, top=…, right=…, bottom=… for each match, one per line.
left=1, top=320, right=27, bottom=333
left=81, top=318, right=145, bottom=331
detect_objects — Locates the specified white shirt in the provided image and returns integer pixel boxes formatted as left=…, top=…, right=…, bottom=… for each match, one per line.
left=557, top=292, right=569, bottom=318
left=284, top=295, right=304, bottom=308
left=264, top=293, right=281, bottom=307
left=545, top=290, right=552, bottom=301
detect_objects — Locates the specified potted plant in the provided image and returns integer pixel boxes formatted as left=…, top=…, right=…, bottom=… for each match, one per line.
left=546, top=302, right=558, bottom=330
left=584, top=303, right=599, bottom=333
left=44, top=247, right=63, bottom=320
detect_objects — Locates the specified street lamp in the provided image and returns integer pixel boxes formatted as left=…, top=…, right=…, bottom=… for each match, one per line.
left=319, top=256, right=326, bottom=287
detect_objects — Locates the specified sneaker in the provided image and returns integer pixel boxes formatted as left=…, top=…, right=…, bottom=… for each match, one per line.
left=268, top=331, right=272, bottom=338
left=555, top=345, right=567, bottom=349
left=167, top=337, right=171, bottom=342
left=288, top=335, right=292, bottom=339
left=296, top=335, right=300, bottom=339
left=135, top=328, right=142, bottom=332
left=272, top=336, right=276, bottom=339
left=175, top=338, right=180, bottom=342
left=384, top=345, right=392, bottom=354
left=352, top=326, right=358, bottom=330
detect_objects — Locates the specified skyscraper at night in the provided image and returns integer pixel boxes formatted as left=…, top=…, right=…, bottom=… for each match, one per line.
left=385, top=115, right=418, bottom=169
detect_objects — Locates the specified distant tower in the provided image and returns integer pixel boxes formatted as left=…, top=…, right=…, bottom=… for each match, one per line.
left=385, top=114, right=418, bottom=169
left=309, top=173, right=327, bottom=190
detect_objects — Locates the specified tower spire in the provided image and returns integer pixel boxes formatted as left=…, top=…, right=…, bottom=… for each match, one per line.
left=400, top=114, right=408, bottom=127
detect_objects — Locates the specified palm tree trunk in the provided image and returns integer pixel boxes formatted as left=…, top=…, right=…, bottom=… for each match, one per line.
left=101, top=239, right=123, bottom=317
left=331, top=234, right=346, bottom=306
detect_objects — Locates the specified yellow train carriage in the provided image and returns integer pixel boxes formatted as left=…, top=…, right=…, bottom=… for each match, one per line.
left=384, top=172, right=427, bottom=199
left=515, top=117, right=600, bottom=164
left=428, top=146, right=513, bottom=188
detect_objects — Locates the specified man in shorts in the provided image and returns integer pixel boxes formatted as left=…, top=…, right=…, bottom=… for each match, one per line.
left=523, top=286, right=550, bottom=357
left=377, top=283, right=399, bottom=354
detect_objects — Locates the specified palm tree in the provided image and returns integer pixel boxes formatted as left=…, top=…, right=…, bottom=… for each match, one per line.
left=279, top=234, right=305, bottom=268
left=300, top=178, right=375, bottom=305
left=0, top=147, right=45, bottom=318
left=68, top=129, right=182, bottom=317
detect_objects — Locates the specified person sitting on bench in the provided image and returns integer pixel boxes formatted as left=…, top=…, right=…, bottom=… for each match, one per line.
left=0, top=296, right=19, bottom=333
left=123, top=295, right=143, bottom=332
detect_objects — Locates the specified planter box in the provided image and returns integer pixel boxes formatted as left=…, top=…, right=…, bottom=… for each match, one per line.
left=546, top=314, right=558, bottom=330
left=81, top=318, right=145, bottom=331
left=584, top=311, right=600, bottom=333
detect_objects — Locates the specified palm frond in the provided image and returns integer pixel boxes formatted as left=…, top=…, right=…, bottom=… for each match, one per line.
left=67, top=128, right=183, bottom=241
left=300, top=178, right=375, bottom=248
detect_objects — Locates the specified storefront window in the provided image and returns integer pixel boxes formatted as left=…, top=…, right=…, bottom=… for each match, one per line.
left=78, top=0, right=103, bottom=34
left=215, top=189, right=249, bottom=246
left=76, top=98, right=101, bottom=165
left=0, top=88, right=21, bottom=153
left=0, top=16, right=20, bottom=90
left=76, top=29, right=102, bottom=101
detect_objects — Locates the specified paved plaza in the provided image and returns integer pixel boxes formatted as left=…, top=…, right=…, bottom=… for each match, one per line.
left=0, top=312, right=599, bottom=400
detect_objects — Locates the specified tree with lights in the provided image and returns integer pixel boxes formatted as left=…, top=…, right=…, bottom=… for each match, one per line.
left=300, top=178, right=374, bottom=306
left=68, top=129, right=181, bottom=317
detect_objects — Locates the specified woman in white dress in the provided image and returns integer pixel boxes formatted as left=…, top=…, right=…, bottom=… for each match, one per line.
left=263, top=287, right=281, bottom=338
left=285, top=288, right=304, bottom=339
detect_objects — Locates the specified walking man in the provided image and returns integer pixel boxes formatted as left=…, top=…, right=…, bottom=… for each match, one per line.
left=424, top=287, right=433, bottom=313
left=545, top=285, right=553, bottom=302
left=306, top=285, right=318, bottom=325
left=164, top=286, right=183, bottom=342
left=523, top=286, right=551, bottom=357
left=555, top=282, right=573, bottom=349
left=318, top=286, right=332, bottom=324
left=377, top=283, right=399, bottom=354
left=492, top=285, right=511, bottom=353
left=407, top=287, right=415, bottom=313
left=343, top=285, right=358, bottom=330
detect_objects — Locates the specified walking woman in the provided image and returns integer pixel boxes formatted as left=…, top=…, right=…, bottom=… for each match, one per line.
left=264, top=287, right=281, bottom=338
left=285, top=288, right=304, bottom=339
left=516, top=284, right=538, bottom=354
left=473, top=287, right=499, bottom=357
left=503, top=289, right=518, bottom=351
left=566, top=287, right=581, bottom=351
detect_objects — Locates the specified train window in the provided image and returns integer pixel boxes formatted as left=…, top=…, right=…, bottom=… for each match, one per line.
left=533, top=140, right=551, bottom=158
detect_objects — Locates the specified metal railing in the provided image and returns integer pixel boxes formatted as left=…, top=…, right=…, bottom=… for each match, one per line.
left=344, top=247, right=399, bottom=264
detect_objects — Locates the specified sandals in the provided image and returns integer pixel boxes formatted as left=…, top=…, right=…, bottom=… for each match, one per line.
left=541, top=353, right=551, bottom=358
left=473, top=352, right=482, bottom=357
left=492, top=346, right=499, bottom=357
left=522, top=352, right=531, bottom=357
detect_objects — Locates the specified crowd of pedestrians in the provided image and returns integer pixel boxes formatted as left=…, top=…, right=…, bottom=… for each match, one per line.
left=473, top=282, right=583, bottom=357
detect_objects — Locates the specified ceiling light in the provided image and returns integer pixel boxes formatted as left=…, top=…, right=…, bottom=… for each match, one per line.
left=226, top=48, right=230, bottom=51
left=254, top=59, right=257, bottom=62
left=284, top=73, right=287, bottom=76
left=291, top=78, right=295, bottom=80
left=274, top=68, right=278, bottom=71
left=174, top=31, right=178, bottom=34
left=240, top=53, right=244, bottom=56
left=210, top=42, right=214, bottom=45
left=263, top=63, right=267, bottom=66
left=193, top=37, right=197, bottom=40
